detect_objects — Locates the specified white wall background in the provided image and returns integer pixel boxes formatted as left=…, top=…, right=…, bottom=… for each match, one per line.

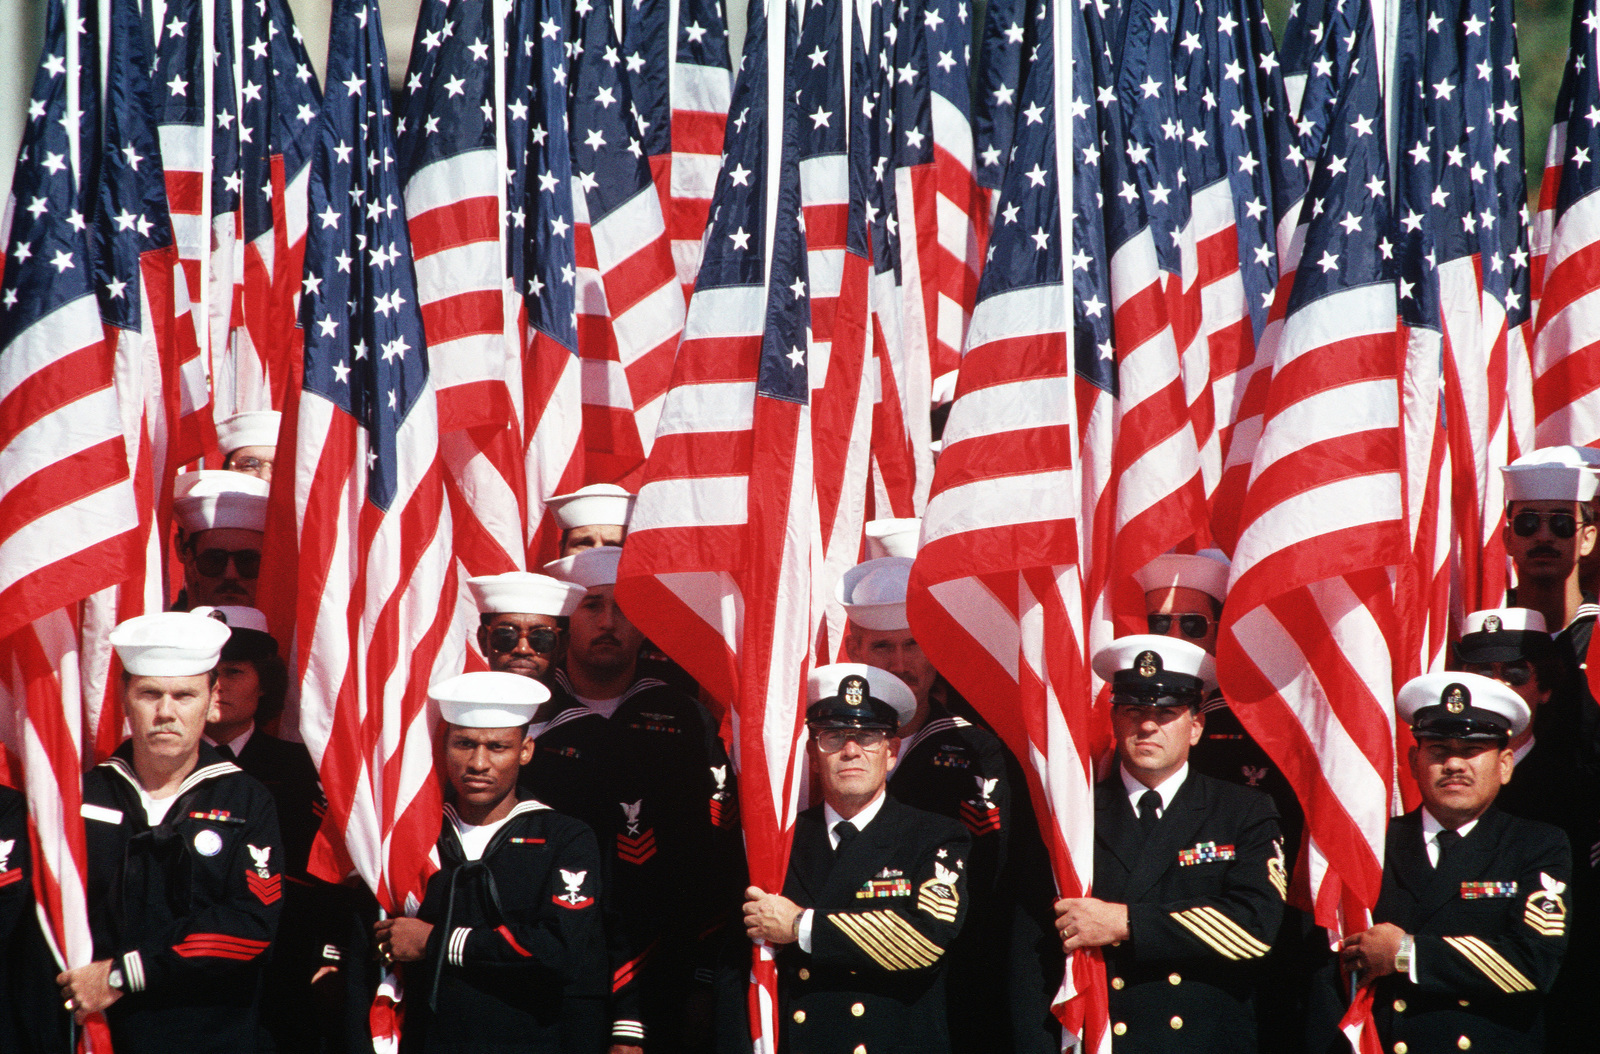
left=0, top=0, right=748, bottom=210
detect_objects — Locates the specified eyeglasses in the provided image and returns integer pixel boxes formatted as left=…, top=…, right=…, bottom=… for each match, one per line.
left=813, top=729, right=890, bottom=753
left=487, top=625, right=561, bottom=655
left=1463, top=660, right=1535, bottom=688
left=194, top=548, right=262, bottom=578
left=1509, top=510, right=1587, bottom=538
left=227, top=456, right=273, bottom=474
left=1147, top=612, right=1212, bottom=639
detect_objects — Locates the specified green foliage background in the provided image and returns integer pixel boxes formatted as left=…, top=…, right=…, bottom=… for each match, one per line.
left=1260, top=0, right=1574, bottom=196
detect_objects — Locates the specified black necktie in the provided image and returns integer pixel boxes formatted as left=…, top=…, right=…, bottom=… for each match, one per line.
left=214, top=742, right=236, bottom=761
left=1435, top=828, right=1461, bottom=867
left=1138, top=790, right=1162, bottom=832
left=833, top=821, right=858, bottom=857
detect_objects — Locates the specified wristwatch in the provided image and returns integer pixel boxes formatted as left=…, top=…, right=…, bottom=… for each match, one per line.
left=107, top=966, right=125, bottom=992
left=1393, top=935, right=1415, bottom=976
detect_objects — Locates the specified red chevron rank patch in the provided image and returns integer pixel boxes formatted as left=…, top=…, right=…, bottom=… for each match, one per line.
left=617, top=829, right=657, bottom=865
left=246, top=872, right=282, bottom=905
left=959, top=800, right=1002, bottom=835
left=0, top=868, right=21, bottom=889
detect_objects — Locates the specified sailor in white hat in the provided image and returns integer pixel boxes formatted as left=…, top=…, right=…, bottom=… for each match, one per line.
left=1501, top=449, right=1600, bottom=661
left=373, top=672, right=609, bottom=1051
left=863, top=518, right=921, bottom=560
left=1134, top=549, right=1230, bottom=657
left=1339, top=672, right=1568, bottom=1054
left=173, top=470, right=270, bottom=609
left=60, top=612, right=284, bottom=1048
left=468, top=572, right=585, bottom=683
left=546, top=483, right=635, bottom=558
left=539, top=546, right=739, bottom=1049
left=215, top=410, right=282, bottom=482
left=836, top=558, right=935, bottom=726
left=1056, top=635, right=1283, bottom=1052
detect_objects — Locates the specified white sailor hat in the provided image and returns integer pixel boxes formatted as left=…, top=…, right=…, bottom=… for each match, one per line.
left=430, top=671, right=551, bottom=729
left=863, top=518, right=922, bottom=559
left=215, top=410, right=281, bottom=455
left=1454, top=608, right=1553, bottom=666
left=111, top=611, right=232, bottom=677
left=806, top=663, right=917, bottom=732
left=542, top=545, right=623, bottom=589
left=1502, top=448, right=1600, bottom=503
left=1397, top=671, right=1529, bottom=741
left=1133, top=549, right=1231, bottom=603
left=174, top=471, right=269, bottom=533
left=191, top=605, right=278, bottom=661
left=836, top=557, right=913, bottom=631
left=1092, top=634, right=1217, bottom=702
left=547, top=484, right=635, bottom=531
left=469, top=572, right=585, bottom=617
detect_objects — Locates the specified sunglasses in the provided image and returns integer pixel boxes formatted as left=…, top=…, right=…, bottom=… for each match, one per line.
left=486, top=625, right=561, bottom=655
left=1509, top=510, right=1587, bottom=539
left=194, top=548, right=262, bottom=578
left=813, top=729, right=890, bottom=753
left=1463, top=660, right=1534, bottom=688
left=1147, top=612, right=1212, bottom=639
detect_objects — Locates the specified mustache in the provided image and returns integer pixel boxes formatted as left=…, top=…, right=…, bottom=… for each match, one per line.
left=1527, top=545, right=1562, bottom=560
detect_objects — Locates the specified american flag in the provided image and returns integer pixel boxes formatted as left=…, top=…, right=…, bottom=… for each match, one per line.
left=613, top=1, right=815, bottom=1047
left=508, top=0, right=585, bottom=564
left=908, top=0, right=1108, bottom=1046
left=1215, top=4, right=1403, bottom=1048
left=395, top=0, right=530, bottom=634
left=794, top=0, right=875, bottom=661
left=0, top=0, right=142, bottom=1046
left=288, top=0, right=457, bottom=937
left=1091, top=0, right=1206, bottom=636
left=81, top=0, right=211, bottom=758
left=616, top=0, right=733, bottom=298
left=1208, top=0, right=1308, bottom=552
left=568, top=0, right=686, bottom=488
left=1392, top=0, right=1458, bottom=694
left=972, top=0, right=1033, bottom=209
left=1530, top=0, right=1600, bottom=450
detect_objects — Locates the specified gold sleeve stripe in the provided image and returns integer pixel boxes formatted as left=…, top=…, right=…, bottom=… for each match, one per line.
left=1267, top=860, right=1288, bottom=900
left=1524, top=904, right=1566, bottom=937
left=1170, top=906, right=1271, bottom=960
left=1442, top=936, right=1536, bottom=993
left=826, top=911, right=945, bottom=971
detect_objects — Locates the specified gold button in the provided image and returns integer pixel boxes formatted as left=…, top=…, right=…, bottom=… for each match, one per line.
left=1394, top=1044, right=1407, bottom=1054
left=1170, top=1016, right=1183, bottom=1030
left=1393, top=999, right=1406, bottom=1012
left=798, top=968, right=810, bottom=981
left=1458, top=1000, right=1470, bottom=1008
left=1457, top=1038, right=1470, bottom=1051
left=1168, top=973, right=1182, bottom=985
left=851, top=1003, right=865, bottom=1017
left=792, top=1011, right=805, bottom=1024
left=1111, top=977, right=1125, bottom=990
left=854, top=1047, right=866, bottom=1054
left=1110, top=940, right=1122, bottom=947
left=1113, top=1023, right=1127, bottom=1037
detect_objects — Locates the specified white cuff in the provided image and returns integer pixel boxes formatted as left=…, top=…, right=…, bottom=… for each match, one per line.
left=448, top=926, right=472, bottom=967
left=798, top=909, right=814, bottom=954
left=122, top=950, right=146, bottom=993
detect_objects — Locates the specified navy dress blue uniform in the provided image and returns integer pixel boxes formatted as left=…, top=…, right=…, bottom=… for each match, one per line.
left=1095, top=771, right=1286, bottom=1053
left=521, top=671, right=744, bottom=1048
left=403, top=799, right=609, bottom=1054
left=0, top=786, right=69, bottom=1053
left=776, top=797, right=971, bottom=1054
left=889, top=701, right=1061, bottom=1054
left=1366, top=808, right=1571, bottom=1054
left=82, top=742, right=284, bottom=1054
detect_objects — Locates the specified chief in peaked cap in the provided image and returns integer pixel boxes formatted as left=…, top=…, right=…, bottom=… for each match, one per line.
left=1397, top=671, right=1529, bottom=744
left=806, top=663, right=917, bottom=733
left=1092, top=634, right=1218, bottom=706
